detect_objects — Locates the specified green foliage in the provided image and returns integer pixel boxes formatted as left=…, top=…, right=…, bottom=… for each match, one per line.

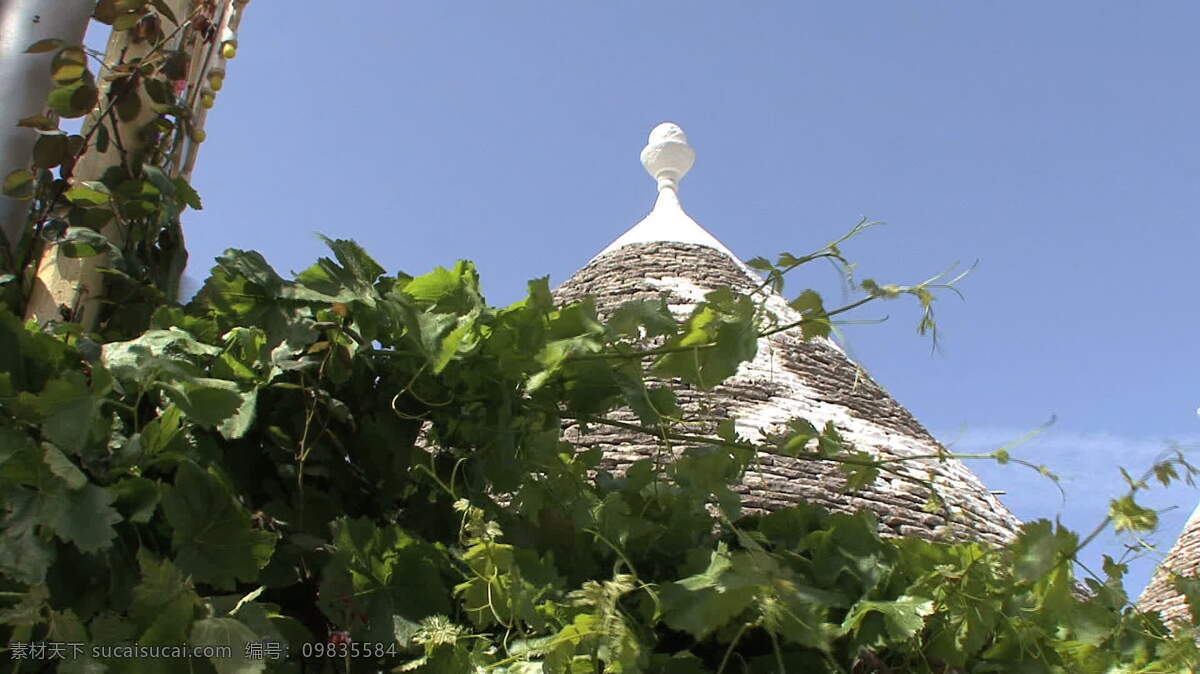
left=1, top=235, right=1196, bottom=673
left=2, top=15, right=1195, bottom=667
left=2, top=2, right=210, bottom=330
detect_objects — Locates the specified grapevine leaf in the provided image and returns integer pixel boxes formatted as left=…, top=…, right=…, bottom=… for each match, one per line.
left=33, top=373, right=102, bottom=453
left=161, top=462, right=277, bottom=590
left=0, top=488, right=56, bottom=584
left=190, top=618, right=263, bottom=674
left=0, top=584, right=48, bottom=626
left=130, top=550, right=200, bottom=645
left=659, top=544, right=761, bottom=639
left=319, top=518, right=452, bottom=643
left=1011, top=519, right=1076, bottom=582
left=608, top=297, right=678, bottom=339
left=42, top=482, right=122, bottom=553
left=108, top=476, right=161, bottom=523
left=840, top=595, right=934, bottom=646
left=43, top=443, right=86, bottom=489
left=161, top=377, right=246, bottom=429
left=1108, top=495, right=1158, bottom=533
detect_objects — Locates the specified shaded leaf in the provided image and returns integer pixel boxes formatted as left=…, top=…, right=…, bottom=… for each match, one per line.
left=64, top=181, right=111, bottom=206
left=191, top=618, right=264, bottom=674
left=18, top=115, right=58, bottom=130
left=3, top=169, right=35, bottom=199
left=25, top=38, right=64, bottom=53
left=161, top=462, right=277, bottom=590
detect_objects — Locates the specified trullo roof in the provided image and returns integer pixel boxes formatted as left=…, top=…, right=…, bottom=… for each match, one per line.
left=1138, top=502, right=1200, bottom=625
left=554, top=123, right=1021, bottom=546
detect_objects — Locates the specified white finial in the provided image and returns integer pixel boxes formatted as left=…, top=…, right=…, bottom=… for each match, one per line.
left=641, top=122, right=695, bottom=191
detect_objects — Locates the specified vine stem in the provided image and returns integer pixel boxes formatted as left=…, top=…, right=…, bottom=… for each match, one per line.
left=716, top=622, right=751, bottom=674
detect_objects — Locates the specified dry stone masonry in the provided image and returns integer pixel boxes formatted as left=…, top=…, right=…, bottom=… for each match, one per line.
left=554, top=123, right=1021, bottom=546
left=1139, top=503, right=1200, bottom=626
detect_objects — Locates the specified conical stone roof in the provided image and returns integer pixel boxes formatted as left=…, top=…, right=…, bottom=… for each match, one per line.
left=554, top=123, right=1021, bottom=546
left=1138, top=502, right=1200, bottom=625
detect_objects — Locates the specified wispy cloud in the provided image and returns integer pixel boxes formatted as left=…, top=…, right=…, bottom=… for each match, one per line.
left=930, top=426, right=1200, bottom=596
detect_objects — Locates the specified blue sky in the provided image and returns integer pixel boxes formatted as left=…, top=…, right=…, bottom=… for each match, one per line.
left=168, top=3, right=1199, bottom=594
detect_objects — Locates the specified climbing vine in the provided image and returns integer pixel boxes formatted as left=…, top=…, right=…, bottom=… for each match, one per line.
left=1, top=0, right=227, bottom=335
left=0, top=229, right=1197, bottom=672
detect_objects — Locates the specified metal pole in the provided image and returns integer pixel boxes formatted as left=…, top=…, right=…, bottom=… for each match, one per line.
left=0, top=0, right=94, bottom=249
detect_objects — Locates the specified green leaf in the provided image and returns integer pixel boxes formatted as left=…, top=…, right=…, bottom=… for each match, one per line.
left=112, top=10, right=145, bottom=31
left=44, top=482, right=123, bottom=553
left=746, top=256, right=774, bottom=272
left=48, top=609, right=109, bottom=673
left=3, top=169, right=35, bottom=199
left=838, top=450, right=881, bottom=492
left=148, top=0, right=179, bottom=24
left=216, top=385, right=258, bottom=440
left=1011, top=519, right=1077, bottom=582
left=0, top=584, right=49, bottom=627
left=840, top=595, right=934, bottom=644
left=172, top=176, right=202, bottom=209
left=1153, top=460, right=1180, bottom=487
left=789, top=289, right=823, bottom=315
left=627, top=385, right=680, bottom=427
left=93, top=0, right=119, bottom=23
left=43, top=442, right=86, bottom=489
left=108, top=476, right=161, bottom=523
left=48, top=78, right=99, bottom=118
left=190, top=618, right=264, bottom=674
left=403, top=266, right=462, bottom=305
left=1108, top=495, right=1158, bottom=533
left=162, top=377, right=246, bottom=429
left=0, top=489, right=57, bottom=584
left=861, top=279, right=902, bottom=298
left=25, top=38, right=64, bottom=53
left=64, top=181, right=111, bottom=206
left=290, top=236, right=387, bottom=305
left=33, top=373, right=103, bottom=453
left=319, top=518, right=451, bottom=643
left=51, top=47, right=88, bottom=83
left=653, top=296, right=758, bottom=389
left=32, top=131, right=69, bottom=169
left=789, top=289, right=832, bottom=339
left=17, top=115, right=58, bottom=130
left=452, top=535, right=561, bottom=631
left=161, top=462, right=277, bottom=590
left=608, top=298, right=678, bottom=339
left=130, top=550, right=200, bottom=645
left=659, top=544, right=761, bottom=639
left=57, top=227, right=114, bottom=259
left=115, top=83, right=142, bottom=122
